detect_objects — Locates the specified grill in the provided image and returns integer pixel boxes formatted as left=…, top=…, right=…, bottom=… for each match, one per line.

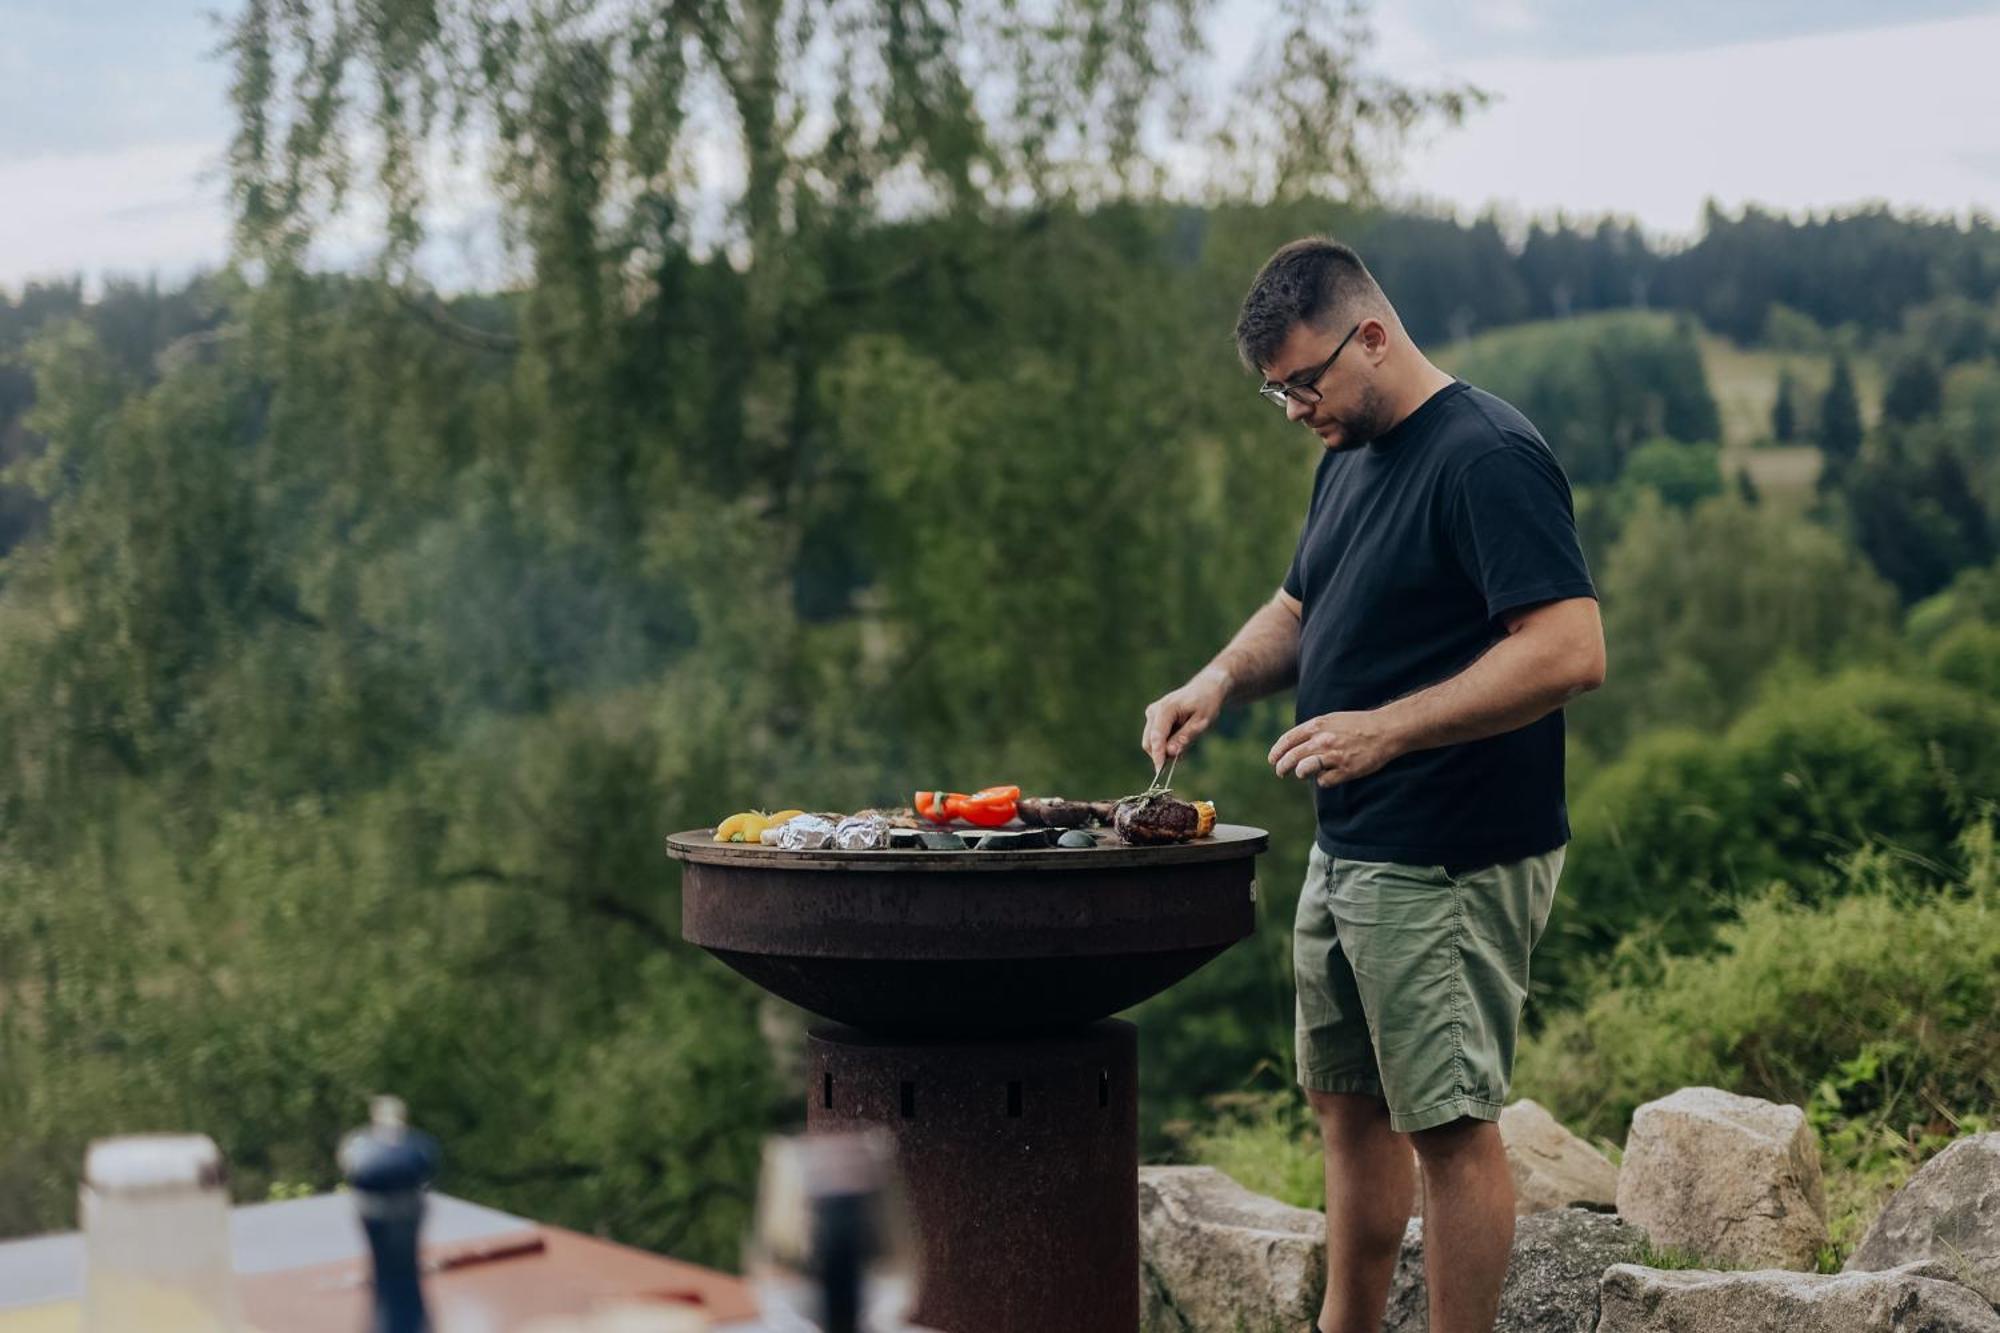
left=667, top=823, right=1267, bottom=1333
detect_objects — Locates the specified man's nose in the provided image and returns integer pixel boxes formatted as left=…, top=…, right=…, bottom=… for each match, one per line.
left=1285, top=394, right=1313, bottom=423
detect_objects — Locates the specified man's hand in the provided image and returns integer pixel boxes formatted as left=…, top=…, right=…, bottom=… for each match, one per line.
left=1268, top=710, right=1404, bottom=788
left=1142, top=668, right=1232, bottom=769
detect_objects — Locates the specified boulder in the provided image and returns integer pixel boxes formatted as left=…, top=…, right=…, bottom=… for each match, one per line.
left=1500, top=1099, right=1619, bottom=1214
left=1595, top=1260, right=2000, bottom=1332
left=1615, top=1087, right=1828, bottom=1270
left=1846, top=1132, right=2000, bottom=1303
left=1138, top=1165, right=1324, bottom=1333
left=1382, top=1207, right=1649, bottom=1333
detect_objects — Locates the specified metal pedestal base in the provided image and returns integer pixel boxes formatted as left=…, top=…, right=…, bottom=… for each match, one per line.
left=806, top=1020, right=1140, bottom=1333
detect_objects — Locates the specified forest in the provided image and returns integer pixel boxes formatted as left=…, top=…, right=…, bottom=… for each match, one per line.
left=2, top=0, right=1996, bottom=1270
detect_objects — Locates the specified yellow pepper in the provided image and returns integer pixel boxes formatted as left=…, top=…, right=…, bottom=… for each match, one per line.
left=715, top=811, right=773, bottom=843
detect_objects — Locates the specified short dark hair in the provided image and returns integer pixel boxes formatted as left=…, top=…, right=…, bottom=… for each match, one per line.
left=1233, top=237, right=1386, bottom=374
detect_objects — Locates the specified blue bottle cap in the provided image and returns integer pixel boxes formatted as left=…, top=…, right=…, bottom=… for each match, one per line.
left=339, top=1096, right=441, bottom=1196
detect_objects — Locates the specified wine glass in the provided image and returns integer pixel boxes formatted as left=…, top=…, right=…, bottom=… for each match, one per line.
left=747, top=1130, right=917, bottom=1332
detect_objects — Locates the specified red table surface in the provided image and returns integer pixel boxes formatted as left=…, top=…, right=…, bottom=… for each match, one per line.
left=236, top=1223, right=759, bottom=1329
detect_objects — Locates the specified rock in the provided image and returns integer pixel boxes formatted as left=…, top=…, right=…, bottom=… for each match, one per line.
left=1500, top=1099, right=1619, bottom=1215
left=1595, top=1260, right=2000, bottom=1332
left=1846, top=1132, right=2000, bottom=1303
left=1138, top=1165, right=1324, bottom=1333
left=1382, top=1207, right=1649, bottom=1332
left=1615, top=1086, right=1828, bottom=1270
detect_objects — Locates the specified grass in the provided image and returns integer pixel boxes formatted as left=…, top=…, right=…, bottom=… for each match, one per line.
left=1696, top=331, right=1884, bottom=449
left=1695, top=329, right=1893, bottom=509
left=1164, top=1089, right=1324, bottom=1211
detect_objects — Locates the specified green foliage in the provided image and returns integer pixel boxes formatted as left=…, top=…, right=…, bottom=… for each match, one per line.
left=1762, top=304, right=1832, bottom=354
left=1837, top=433, right=1995, bottom=604
left=1881, top=356, right=1944, bottom=425
left=1616, top=438, right=1723, bottom=511
left=1927, top=621, right=2000, bottom=696
left=1908, top=560, right=2000, bottom=650
left=1669, top=204, right=2000, bottom=344
left=1771, top=366, right=1799, bottom=441
left=1572, top=494, right=1901, bottom=756
left=0, top=0, right=1493, bottom=1257
left=1518, top=820, right=2000, bottom=1254
left=1166, top=1088, right=1323, bottom=1212
left=1634, top=1242, right=1743, bottom=1272
left=1444, top=311, right=1721, bottom=486
left=1900, top=295, right=2000, bottom=368
left=1817, top=355, right=1864, bottom=467
left=1547, top=670, right=2000, bottom=1003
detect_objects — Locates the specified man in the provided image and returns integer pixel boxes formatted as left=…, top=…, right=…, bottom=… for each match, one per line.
left=1141, top=238, right=1605, bottom=1333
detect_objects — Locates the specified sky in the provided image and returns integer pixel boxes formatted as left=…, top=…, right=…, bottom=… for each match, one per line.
left=3, top=0, right=1999, bottom=291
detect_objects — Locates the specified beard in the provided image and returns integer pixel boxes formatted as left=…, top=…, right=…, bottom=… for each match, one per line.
left=1313, top=382, right=1397, bottom=449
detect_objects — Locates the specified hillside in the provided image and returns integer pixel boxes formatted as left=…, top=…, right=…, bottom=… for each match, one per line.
left=1441, top=312, right=1886, bottom=508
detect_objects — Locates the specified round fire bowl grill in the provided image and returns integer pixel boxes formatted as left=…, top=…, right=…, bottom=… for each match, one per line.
left=666, top=823, right=1266, bottom=1035
left=667, top=821, right=1268, bottom=1332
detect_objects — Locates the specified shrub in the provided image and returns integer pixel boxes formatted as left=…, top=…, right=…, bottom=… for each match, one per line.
left=1165, top=1088, right=1324, bottom=1212
left=1519, top=819, right=2000, bottom=1252
left=1544, top=670, right=2000, bottom=1002
left=1929, top=620, right=2000, bottom=697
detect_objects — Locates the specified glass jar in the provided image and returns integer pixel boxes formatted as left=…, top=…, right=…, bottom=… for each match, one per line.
left=80, top=1134, right=238, bottom=1333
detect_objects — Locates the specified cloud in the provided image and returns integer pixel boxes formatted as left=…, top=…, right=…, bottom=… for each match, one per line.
left=0, top=142, right=228, bottom=291
left=1399, top=0, right=2000, bottom=62
left=1378, top=10, right=2000, bottom=237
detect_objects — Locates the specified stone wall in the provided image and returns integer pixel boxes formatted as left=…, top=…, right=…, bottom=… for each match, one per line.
left=1140, top=1091, right=2000, bottom=1333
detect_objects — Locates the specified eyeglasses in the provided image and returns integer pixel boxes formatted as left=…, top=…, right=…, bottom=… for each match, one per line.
left=1258, top=323, right=1361, bottom=409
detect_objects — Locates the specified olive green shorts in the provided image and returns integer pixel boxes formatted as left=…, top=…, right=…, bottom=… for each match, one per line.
left=1293, top=843, right=1563, bottom=1133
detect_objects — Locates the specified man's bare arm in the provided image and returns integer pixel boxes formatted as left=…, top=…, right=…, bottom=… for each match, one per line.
left=1269, top=597, right=1604, bottom=786
left=1142, top=589, right=1302, bottom=767
left=1205, top=589, right=1303, bottom=705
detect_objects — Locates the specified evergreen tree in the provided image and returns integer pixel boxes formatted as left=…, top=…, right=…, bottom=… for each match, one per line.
left=1819, top=354, right=1865, bottom=467
left=1881, top=355, right=1944, bottom=425
left=1771, top=366, right=1798, bottom=441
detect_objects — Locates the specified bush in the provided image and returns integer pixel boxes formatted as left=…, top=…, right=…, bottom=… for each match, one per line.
left=1929, top=620, right=2000, bottom=696
left=1545, top=669, right=2000, bottom=1004
left=1165, top=1088, right=1323, bottom=1212
left=1907, top=559, right=2000, bottom=652
left=1616, top=438, right=1723, bottom=511
left=1519, top=819, right=1999, bottom=1251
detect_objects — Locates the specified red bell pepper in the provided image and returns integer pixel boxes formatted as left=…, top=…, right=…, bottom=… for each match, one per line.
left=950, top=785, right=1020, bottom=827
left=913, top=785, right=1020, bottom=828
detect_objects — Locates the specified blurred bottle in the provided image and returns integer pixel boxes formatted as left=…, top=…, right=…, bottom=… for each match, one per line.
left=81, top=1133, right=239, bottom=1333
left=340, top=1095, right=442, bottom=1333
left=747, top=1131, right=916, bottom=1333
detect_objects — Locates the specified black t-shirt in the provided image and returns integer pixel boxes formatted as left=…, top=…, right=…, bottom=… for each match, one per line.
left=1282, top=380, right=1595, bottom=868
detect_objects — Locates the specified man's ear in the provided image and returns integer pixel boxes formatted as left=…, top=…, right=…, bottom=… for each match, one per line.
left=1360, top=318, right=1391, bottom=359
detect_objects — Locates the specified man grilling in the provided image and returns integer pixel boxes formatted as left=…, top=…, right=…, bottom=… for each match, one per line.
left=1141, top=238, right=1605, bottom=1333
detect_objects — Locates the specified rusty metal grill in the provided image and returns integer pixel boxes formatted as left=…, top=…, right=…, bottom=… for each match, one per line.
left=667, top=822, right=1267, bottom=1333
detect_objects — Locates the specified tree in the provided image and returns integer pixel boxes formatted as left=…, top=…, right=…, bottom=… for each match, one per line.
left=1, top=0, right=1484, bottom=1256
left=1618, top=438, right=1723, bottom=511
left=1771, top=365, right=1798, bottom=441
left=1571, top=493, right=1901, bottom=755
left=1843, top=441, right=1995, bottom=603
left=1444, top=311, right=1720, bottom=486
left=1819, top=354, right=1864, bottom=468
left=1881, top=356, right=1944, bottom=425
